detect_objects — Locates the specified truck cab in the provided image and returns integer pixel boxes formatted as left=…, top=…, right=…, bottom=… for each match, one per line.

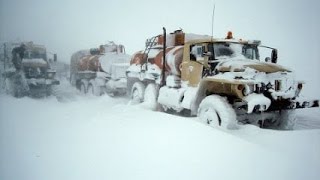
left=127, top=28, right=319, bottom=129
left=3, top=42, right=59, bottom=97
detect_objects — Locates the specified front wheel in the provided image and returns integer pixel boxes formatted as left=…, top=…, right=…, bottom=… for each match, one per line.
left=198, top=95, right=237, bottom=129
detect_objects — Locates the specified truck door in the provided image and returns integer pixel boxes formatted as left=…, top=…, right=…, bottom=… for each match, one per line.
left=181, top=43, right=205, bottom=87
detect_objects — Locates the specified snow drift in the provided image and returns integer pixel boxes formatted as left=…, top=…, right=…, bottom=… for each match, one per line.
left=0, top=86, right=320, bottom=180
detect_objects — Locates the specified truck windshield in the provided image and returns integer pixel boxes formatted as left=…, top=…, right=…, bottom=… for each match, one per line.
left=24, top=49, right=47, bottom=60
left=208, top=42, right=259, bottom=60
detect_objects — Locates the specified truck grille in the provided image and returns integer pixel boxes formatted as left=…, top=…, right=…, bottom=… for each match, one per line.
left=275, top=80, right=281, bottom=91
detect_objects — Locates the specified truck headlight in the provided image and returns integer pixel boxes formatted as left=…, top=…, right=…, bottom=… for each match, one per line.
left=242, top=84, right=254, bottom=96
left=47, top=72, right=55, bottom=78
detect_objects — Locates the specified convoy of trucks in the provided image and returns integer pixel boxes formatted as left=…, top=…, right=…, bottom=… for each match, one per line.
left=1, top=28, right=318, bottom=129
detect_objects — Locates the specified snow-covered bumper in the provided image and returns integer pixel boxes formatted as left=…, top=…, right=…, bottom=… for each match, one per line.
left=234, top=93, right=319, bottom=115
left=27, top=78, right=60, bottom=86
left=224, top=70, right=319, bottom=113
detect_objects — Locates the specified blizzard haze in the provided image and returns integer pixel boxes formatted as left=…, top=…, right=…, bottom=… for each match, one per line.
left=1, top=0, right=319, bottom=98
left=1, top=1, right=320, bottom=179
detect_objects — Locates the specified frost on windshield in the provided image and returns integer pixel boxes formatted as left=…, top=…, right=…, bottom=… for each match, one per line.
left=209, top=42, right=259, bottom=60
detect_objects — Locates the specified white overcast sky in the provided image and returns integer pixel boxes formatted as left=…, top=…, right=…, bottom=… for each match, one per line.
left=1, top=0, right=319, bottom=97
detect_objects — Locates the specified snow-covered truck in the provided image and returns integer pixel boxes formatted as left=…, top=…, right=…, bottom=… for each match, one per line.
left=70, top=42, right=131, bottom=96
left=126, top=28, right=319, bottom=129
left=2, top=42, right=59, bottom=97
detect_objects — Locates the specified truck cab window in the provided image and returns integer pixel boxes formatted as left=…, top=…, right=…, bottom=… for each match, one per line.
left=242, top=44, right=259, bottom=60
left=190, top=44, right=205, bottom=61
left=214, top=43, right=234, bottom=58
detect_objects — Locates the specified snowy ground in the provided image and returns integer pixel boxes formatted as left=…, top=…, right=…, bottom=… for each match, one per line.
left=0, top=79, right=320, bottom=180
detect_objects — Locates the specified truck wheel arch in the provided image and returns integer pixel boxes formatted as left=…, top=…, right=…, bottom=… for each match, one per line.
left=192, top=81, right=210, bottom=115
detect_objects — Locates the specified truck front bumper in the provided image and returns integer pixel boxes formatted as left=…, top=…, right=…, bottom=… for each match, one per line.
left=234, top=98, right=319, bottom=114
left=234, top=98, right=318, bottom=128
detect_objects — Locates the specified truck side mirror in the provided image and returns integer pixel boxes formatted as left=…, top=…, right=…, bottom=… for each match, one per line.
left=203, top=51, right=212, bottom=57
left=265, top=57, right=271, bottom=62
left=271, top=49, right=277, bottom=63
left=54, top=54, right=57, bottom=62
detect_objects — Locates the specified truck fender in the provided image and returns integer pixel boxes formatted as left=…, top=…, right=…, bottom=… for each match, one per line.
left=191, top=81, right=210, bottom=115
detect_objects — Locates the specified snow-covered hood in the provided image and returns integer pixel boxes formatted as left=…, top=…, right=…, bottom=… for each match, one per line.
left=210, top=64, right=298, bottom=100
left=22, top=58, right=48, bottom=68
left=216, top=59, right=291, bottom=73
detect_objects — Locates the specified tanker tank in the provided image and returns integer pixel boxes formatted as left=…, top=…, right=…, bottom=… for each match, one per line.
left=70, top=42, right=130, bottom=96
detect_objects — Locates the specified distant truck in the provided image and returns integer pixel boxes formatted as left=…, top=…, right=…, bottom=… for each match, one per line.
left=126, top=28, right=319, bottom=129
left=70, top=42, right=131, bottom=96
left=2, top=42, right=59, bottom=97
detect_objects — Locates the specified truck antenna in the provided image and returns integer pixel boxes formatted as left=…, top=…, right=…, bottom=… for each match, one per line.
left=211, top=3, right=216, bottom=39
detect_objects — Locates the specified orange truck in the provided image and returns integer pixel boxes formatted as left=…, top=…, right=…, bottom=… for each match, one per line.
left=126, top=28, right=319, bottom=129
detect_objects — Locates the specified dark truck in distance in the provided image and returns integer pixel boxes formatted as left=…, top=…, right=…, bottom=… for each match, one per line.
left=2, top=42, right=59, bottom=97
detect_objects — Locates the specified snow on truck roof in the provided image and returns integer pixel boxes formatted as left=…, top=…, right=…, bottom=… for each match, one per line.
left=184, top=37, right=262, bottom=45
left=150, top=31, right=262, bottom=48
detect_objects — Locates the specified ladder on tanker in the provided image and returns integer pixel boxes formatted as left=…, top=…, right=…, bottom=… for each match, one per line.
left=141, top=35, right=160, bottom=71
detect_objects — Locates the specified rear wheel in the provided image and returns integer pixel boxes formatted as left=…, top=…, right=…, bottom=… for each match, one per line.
left=143, top=83, right=158, bottom=110
left=80, top=82, right=87, bottom=94
left=131, top=82, right=145, bottom=104
left=198, top=95, right=237, bottom=129
left=87, top=84, right=94, bottom=95
left=87, top=83, right=101, bottom=96
left=46, top=85, right=53, bottom=97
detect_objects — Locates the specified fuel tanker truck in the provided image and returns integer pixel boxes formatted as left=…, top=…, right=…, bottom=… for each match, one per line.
left=70, top=42, right=131, bottom=96
left=126, top=28, right=319, bottom=129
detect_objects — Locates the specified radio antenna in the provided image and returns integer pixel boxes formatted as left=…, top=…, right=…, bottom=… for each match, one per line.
left=211, top=3, right=216, bottom=39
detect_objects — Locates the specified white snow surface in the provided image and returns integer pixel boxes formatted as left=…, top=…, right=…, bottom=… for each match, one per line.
left=0, top=81, right=320, bottom=180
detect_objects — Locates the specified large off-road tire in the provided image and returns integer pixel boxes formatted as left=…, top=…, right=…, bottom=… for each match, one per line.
left=46, top=85, right=53, bottom=97
left=87, top=82, right=101, bottom=96
left=143, top=83, right=158, bottom=110
left=130, top=82, right=145, bottom=104
left=80, top=82, right=87, bottom=94
left=198, top=95, right=237, bottom=129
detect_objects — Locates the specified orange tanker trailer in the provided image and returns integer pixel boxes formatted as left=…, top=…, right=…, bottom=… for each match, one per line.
left=70, top=42, right=130, bottom=95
